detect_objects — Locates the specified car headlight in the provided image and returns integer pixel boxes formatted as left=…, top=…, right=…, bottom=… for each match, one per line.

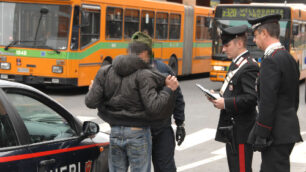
left=0, top=62, right=11, bottom=70
left=213, top=66, right=226, bottom=71
left=52, top=66, right=63, bottom=73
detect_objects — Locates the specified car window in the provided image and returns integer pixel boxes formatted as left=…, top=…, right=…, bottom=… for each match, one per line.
left=0, top=100, right=18, bottom=147
left=6, top=93, right=77, bottom=143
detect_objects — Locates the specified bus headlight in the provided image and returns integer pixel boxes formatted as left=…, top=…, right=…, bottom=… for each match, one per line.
left=0, top=62, right=11, bottom=70
left=52, top=66, right=63, bottom=73
left=213, top=66, right=226, bottom=71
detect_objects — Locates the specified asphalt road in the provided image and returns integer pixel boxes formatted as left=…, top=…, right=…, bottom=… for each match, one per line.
left=43, top=77, right=306, bottom=172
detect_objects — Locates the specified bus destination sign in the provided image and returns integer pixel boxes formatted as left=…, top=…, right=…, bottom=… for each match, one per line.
left=221, top=7, right=284, bottom=19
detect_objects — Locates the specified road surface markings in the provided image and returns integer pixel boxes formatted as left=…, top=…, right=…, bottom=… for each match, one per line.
left=76, top=116, right=96, bottom=121
left=177, top=148, right=226, bottom=172
left=76, top=117, right=306, bottom=166
left=177, top=131, right=306, bottom=171
left=291, top=131, right=306, bottom=163
left=176, top=128, right=216, bottom=151
left=99, top=123, right=111, bottom=132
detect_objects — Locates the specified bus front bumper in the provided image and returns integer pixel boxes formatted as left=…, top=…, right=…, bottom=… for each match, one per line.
left=0, top=74, right=78, bottom=86
left=209, top=71, right=226, bottom=82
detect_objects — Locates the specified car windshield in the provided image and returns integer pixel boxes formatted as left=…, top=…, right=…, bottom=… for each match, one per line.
left=0, top=2, right=71, bottom=50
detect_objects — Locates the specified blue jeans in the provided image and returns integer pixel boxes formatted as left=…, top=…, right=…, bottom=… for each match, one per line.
left=109, top=126, right=152, bottom=172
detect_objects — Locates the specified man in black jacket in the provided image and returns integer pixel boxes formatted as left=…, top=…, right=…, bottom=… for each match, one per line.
left=248, top=14, right=303, bottom=172
left=131, top=31, right=186, bottom=172
left=207, top=25, right=259, bottom=172
left=85, top=41, right=179, bottom=172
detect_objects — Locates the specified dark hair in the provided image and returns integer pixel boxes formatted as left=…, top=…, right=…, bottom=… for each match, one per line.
left=234, top=33, right=247, bottom=47
left=256, top=22, right=280, bottom=39
left=128, top=42, right=153, bottom=56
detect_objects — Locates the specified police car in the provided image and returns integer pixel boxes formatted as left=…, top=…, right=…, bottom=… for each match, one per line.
left=0, top=80, right=109, bottom=171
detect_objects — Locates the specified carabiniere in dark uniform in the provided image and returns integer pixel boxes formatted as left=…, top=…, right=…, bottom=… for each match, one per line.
left=215, top=25, right=259, bottom=172
left=247, top=14, right=303, bottom=172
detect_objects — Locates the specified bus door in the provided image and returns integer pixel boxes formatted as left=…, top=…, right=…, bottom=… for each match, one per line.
left=155, top=12, right=169, bottom=62
left=77, top=5, right=101, bottom=86
left=194, top=15, right=212, bottom=73
left=182, top=6, right=194, bottom=75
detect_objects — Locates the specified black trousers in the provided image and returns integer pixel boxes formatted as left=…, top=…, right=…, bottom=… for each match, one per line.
left=226, top=143, right=253, bottom=172
left=260, top=143, right=295, bottom=172
left=151, top=126, right=176, bottom=172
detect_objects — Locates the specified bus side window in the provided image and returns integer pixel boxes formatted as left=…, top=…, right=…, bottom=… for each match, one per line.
left=80, top=6, right=100, bottom=49
left=141, top=10, right=155, bottom=38
left=156, top=12, right=168, bottom=40
left=292, top=23, right=301, bottom=48
left=124, top=9, right=140, bottom=39
left=106, top=7, right=123, bottom=39
left=169, top=14, right=181, bottom=40
left=196, top=16, right=211, bottom=40
left=71, top=6, right=80, bottom=50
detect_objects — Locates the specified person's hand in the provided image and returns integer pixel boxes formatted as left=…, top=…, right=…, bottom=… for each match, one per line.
left=212, top=98, right=225, bottom=109
left=252, top=136, right=273, bottom=152
left=165, top=75, right=179, bottom=91
left=89, top=80, right=94, bottom=90
left=176, top=125, right=186, bottom=146
left=206, top=90, right=215, bottom=102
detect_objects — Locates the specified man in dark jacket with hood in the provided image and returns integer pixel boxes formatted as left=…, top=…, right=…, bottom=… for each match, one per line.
left=131, top=31, right=186, bottom=172
left=85, top=41, right=179, bottom=171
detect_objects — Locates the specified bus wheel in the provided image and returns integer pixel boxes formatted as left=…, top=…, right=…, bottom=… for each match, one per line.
left=102, top=58, right=112, bottom=66
left=169, top=56, right=178, bottom=76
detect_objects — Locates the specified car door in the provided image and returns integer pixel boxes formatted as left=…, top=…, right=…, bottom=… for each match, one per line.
left=3, top=88, right=101, bottom=172
left=0, top=88, right=36, bottom=171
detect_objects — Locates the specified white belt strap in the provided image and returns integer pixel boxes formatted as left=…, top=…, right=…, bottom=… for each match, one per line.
left=220, top=59, right=248, bottom=96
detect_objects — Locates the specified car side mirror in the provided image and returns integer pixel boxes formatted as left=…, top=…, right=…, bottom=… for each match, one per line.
left=82, top=121, right=99, bottom=137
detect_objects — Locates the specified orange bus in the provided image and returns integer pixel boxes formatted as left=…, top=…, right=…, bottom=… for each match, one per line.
left=210, top=3, right=306, bottom=84
left=0, top=0, right=214, bottom=87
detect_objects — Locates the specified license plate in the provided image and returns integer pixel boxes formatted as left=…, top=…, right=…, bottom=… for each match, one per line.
left=1, top=74, right=8, bottom=79
left=52, top=78, right=59, bottom=83
left=17, top=68, right=29, bottom=73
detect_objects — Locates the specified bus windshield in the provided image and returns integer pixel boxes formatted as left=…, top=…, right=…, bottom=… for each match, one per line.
left=212, top=19, right=290, bottom=60
left=0, top=2, right=71, bottom=50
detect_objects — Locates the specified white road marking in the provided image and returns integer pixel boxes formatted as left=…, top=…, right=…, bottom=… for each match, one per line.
left=76, top=116, right=96, bottom=121
left=290, top=131, right=306, bottom=163
left=177, top=131, right=306, bottom=171
left=177, top=147, right=226, bottom=172
left=176, top=128, right=216, bottom=151
left=291, top=142, right=306, bottom=163
left=99, top=123, right=111, bottom=132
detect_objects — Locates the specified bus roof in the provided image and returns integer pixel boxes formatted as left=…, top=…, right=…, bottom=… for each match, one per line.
left=194, top=5, right=215, bottom=17
left=85, top=0, right=186, bottom=11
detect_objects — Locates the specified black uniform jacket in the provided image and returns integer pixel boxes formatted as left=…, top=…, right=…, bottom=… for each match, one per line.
left=151, top=60, right=185, bottom=130
left=250, top=48, right=303, bottom=144
left=215, top=52, right=259, bottom=144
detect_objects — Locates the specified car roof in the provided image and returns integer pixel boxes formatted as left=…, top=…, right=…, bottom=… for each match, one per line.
left=0, top=79, right=66, bottom=110
left=0, top=79, right=52, bottom=97
left=0, top=79, right=83, bottom=124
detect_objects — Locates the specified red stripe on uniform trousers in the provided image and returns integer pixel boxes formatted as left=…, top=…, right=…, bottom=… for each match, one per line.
left=234, top=97, right=238, bottom=112
left=256, top=121, right=272, bottom=130
left=0, top=142, right=109, bottom=163
left=239, top=144, right=246, bottom=172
